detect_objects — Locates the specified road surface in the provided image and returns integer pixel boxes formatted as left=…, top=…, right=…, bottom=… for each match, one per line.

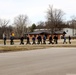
left=0, top=48, right=76, bottom=75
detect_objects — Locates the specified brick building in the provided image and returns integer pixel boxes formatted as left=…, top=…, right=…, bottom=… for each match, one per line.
left=25, top=30, right=64, bottom=39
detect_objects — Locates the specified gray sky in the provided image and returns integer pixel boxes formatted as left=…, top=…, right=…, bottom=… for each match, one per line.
left=0, top=0, right=76, bottom=25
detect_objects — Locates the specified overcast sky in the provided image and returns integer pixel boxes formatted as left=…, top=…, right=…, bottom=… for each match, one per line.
left=0, top=0, right=76, bottom=25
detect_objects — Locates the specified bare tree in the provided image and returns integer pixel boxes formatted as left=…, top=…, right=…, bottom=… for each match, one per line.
left=36, top=21, right=45, bottom=29
left=14, top=14, right=28, bottom=38
left=46, top=5, right=65, bottom=33
left=0, top=19, right=10, bottom=38
left=69, top=16, right=76, bottom=36
left=0, top=19, right=9, bottom=28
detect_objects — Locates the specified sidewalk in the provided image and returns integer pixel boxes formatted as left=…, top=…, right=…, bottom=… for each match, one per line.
left=0, top=39, right=76, bottom=47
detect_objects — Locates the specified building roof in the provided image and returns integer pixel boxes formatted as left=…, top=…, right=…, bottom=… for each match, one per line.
left=54, top=31, right=65, bottom=35
left=25, top=30, right=63, bottom=35
left=25, top=30, right=51, bottom=35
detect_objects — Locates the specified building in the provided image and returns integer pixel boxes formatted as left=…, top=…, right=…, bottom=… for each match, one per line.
left=25, top=29, right=64, bottom=39
left=63, top=28, right=76, bottom=37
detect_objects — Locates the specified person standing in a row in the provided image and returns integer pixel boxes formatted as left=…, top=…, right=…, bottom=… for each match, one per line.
left=20, top=35, right=24, bottom=45
left=37, top=35, right=42, bottom=44
left=32, top=35, right=36, bottom=45
left=26, top=35, right=31, bottom=44
left=63, top=34, right=67, bottom=44
left=43, top=35, right=46, bottom=44
left=10, top=33, right=14, bottom=45
left=53, top=35, right=58, bottom=44
left=49, top=35, right=53, bottom=44
left=68, top=35, right=71, bottom=44
left=3, top=32, right=7, bottom=45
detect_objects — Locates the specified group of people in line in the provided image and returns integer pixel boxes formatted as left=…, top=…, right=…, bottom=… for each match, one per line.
left=3, top=32, right=71, bottom=45
left=3, top=32, right=14, bottom=45
left=19, top=34, right=59, bottom=45
left=63, top=34, right=71, bottom=44
left=19, top=34, right=72, bottom=45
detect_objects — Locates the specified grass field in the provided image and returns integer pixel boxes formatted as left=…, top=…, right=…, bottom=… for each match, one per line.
left=0, top=39, right=76, bottom=53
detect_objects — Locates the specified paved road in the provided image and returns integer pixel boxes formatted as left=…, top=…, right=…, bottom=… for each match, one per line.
left=0, top=48, right=76, bottom=75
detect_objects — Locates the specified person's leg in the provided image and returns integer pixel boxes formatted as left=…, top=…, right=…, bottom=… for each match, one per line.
left=56, top=40, right=57, bottom=44
left=12, top=40, right=14, bottom=45
left=21, top=40, right=23, bottom=44
left=41, top=40, right=42, bottom=44
left=38, top=40, right=40, bottom=44
left=63, top=39, right=65, bottom=44
left=12, top=40, right=13, bottom=45
left=20, top=40, right=22, bottom=45
left=44, top=40, right=46, bottom=44
left=33, top=40, right=36, bottom=44
left=22, top=40, right=24, bottom=44
left=4, top=40, right=6, bottom=45
left=10, top=40, right=12, bottom=45
left=69, top=39, right=71, bottom=44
